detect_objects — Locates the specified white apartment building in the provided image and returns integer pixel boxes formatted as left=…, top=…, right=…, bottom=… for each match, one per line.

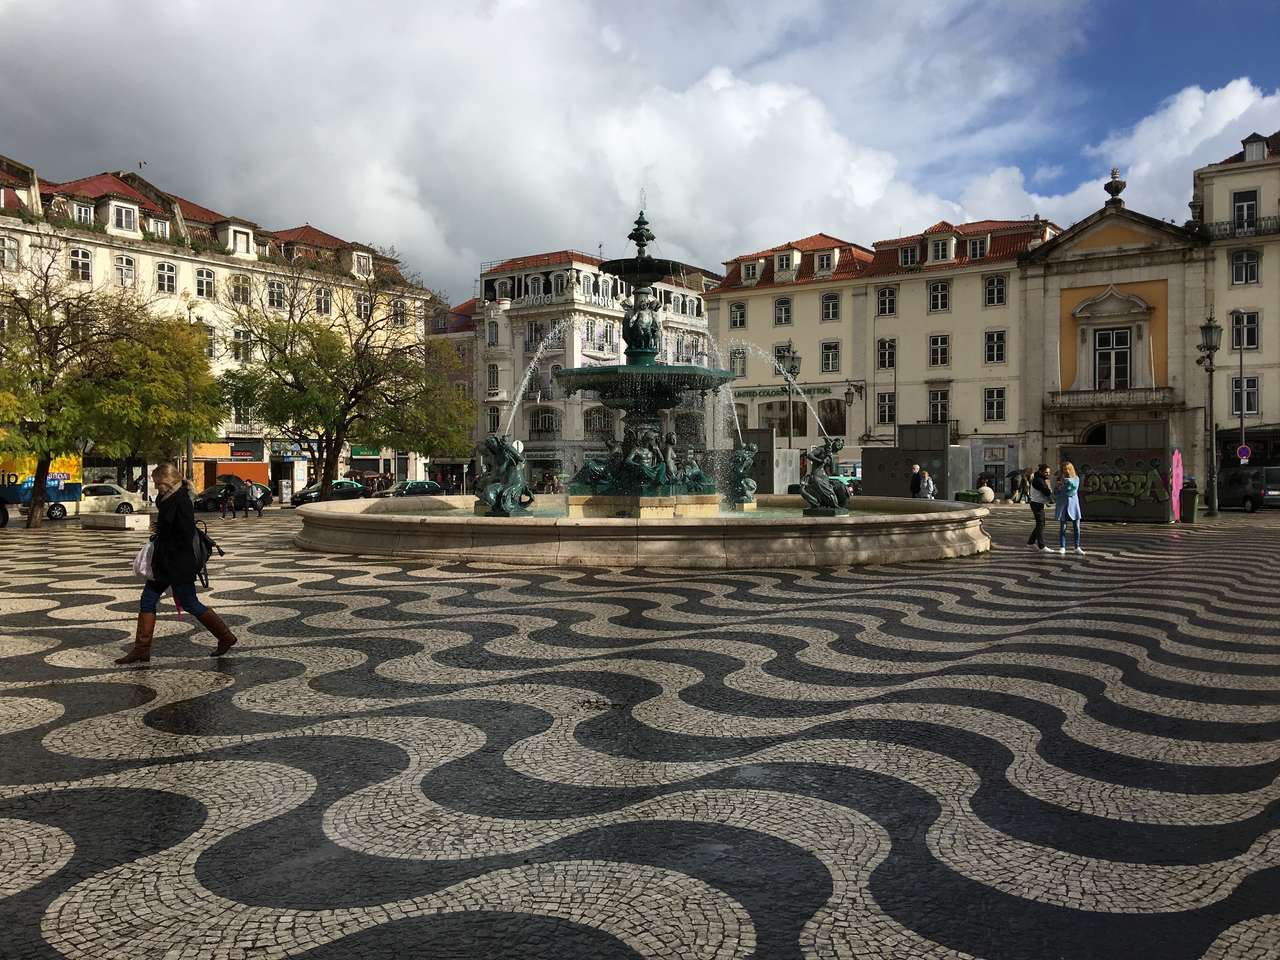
left=0, top=155, right=437, bottom=494
left=468, top=250, right=720, bottom=486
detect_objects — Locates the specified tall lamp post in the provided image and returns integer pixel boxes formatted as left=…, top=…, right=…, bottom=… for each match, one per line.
left=1196, top=308, right=1222, bottom=515
left=775, top=340, right=801, bottom=450
left=843, top=381, right=864, bottom=441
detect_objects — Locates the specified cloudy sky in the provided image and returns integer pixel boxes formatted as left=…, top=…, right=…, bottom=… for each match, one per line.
left=4, top=0, right=1280, bottom=301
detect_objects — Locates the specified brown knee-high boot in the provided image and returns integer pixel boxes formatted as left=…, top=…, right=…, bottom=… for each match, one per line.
left=198, top=610, right=239, bottom=656
left=115, top=612, right=157, bottom=665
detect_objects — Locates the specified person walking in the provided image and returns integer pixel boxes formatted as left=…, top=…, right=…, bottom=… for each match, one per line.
left=910, top=463, right=922, bottom=498
left=218, top=482, right=238, bottom=520
left=1055, top=461, right=1084, bottom=555
left=116, top=463, right=239, bottom=665
left=918, top=469, right=937, bottom=500
left=1026, top=464, right=1054, bottom=551
left=1013, top=468, right=1031, bottom=504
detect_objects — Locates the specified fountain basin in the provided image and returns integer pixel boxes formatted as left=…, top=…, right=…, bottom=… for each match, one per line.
left=295, top=495, right=991, bottom=569
left=554, top=363, right=736, bottom=410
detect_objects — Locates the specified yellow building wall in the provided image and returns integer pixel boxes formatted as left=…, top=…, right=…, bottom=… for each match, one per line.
left=1072, top=223, right=1156, bottom=251
left=1059, top=280, right=1168, bottom=389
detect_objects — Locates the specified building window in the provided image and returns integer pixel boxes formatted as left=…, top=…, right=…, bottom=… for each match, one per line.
left=69, top=247, right=91, bottom=281
left=155, top=261, right=176, bottom=294
left=820, top=340, right=840, bottom=373
left=1232, top=311, right=1260, bottom=350
left=392, top=299, right=407, bottom=326
left=487, top=406, right=500, bottom=434
left=877, top=286, right=896, bottom=315
left=114, top=255, right=135, bottom=287
left=774, top=297, right=792, bottom=325
left=1094, top=327, right=1131, bottom=390
left=729, top=302, right=746, bottom=328
left=354, top=253, right=372, bottom=275
left=929, top=334, right=950, bottom=367
left=528, top=276, right=543, bottom=296
left=355, top=292, right=372, bottom=321
left=315, top=286, right=332, bottom=315
left=232, top=402, right=252, bottom=426
left=929, top=389, right=950, bottom=424
left=931, top=238, right=950, bottom=261
left=821, top=292, right=840, bottom=321
left=150, top=219, right=170, bottom=239
left=817, top=252, right=832, bottom=272
left=230, top=275, right=251, bottom=304
left=267, top=279, right=286, bottom=310
left=1232, top=376, right=1260, bottom=416
left=487, top=320, right=499, bottom=346
left=899, top=246, right=918, bottom=267
left=204, top=325, right=216, bottom=360
left=552, top=273, right=566, bottom=295
left=742, top=262, right=757, bottom=281
left=232, top=329, right=251, bottom=362
left=232, top=230, right=251, bottom=253
left=729, top=348, right=746, bottom=377
left=985, top=329, right=1006, bottom=364
left=984, top=387, right=1006, bottom=422
left=113, top=206, right=136, bottom=231
left=486, top=363, right=499, bottom=393
left=984, top=275, right=1006, bottom=306
left=760, top=400, right=806, bottom=436
left=1245, top=140, right=1267, bottom=162
left=877, top=392, right=896, bottom=425
left=0, top=236, right=17, bottom=270
left=928, top=281, right=950, bottom=312
left=1233, top=189, right=1258, bottom=231
left=877, top=337, right=896, bottom=370
left=1231, top=250, right=1259, bottom=284
left=195, top=268, right=215, bottom=299
left=777, top=253, right=791, bottom=271
left=74, top=203, right=93, bottom=226
left=968, top=237, right=987, bottom=259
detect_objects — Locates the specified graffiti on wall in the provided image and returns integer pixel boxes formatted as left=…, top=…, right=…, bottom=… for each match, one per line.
left=1079, top=458, right=1171, bottom=507
left=1060, top=446, right=1177, bottom=522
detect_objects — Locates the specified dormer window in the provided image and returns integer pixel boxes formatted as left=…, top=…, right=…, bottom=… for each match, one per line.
left=74, top=203, right=93, bottom=226
left=777, top=253, right=791, bottom=271
left=1244, top=140, right=1267, bottom=162
left=930, top=238, right=951, bottom=261
left=899, top=246, right=918, bottom=267
left=968, top=237, right=987, bottom=259
left=232, top=229, right=251, bottom=254
left=742, top=262, right=758, bottom=281
left=816, top=252, right=832, bottom=272
left=354, top=253, right=372, bottom=275
left=149, top=219, right=169, bottom=239
left=113, top=205, right=137, bottom=231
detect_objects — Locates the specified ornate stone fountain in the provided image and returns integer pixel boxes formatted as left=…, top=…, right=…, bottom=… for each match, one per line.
left=554, top=212, right=735, bottom=518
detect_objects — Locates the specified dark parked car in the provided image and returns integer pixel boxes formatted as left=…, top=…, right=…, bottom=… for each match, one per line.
left=194, top=479, right=273, bottom=513
left=1217, top=466, right=1280, bottom=512
left=370, top=480, right=444, bottom=499
left=291, top=479, right=368, bottom=506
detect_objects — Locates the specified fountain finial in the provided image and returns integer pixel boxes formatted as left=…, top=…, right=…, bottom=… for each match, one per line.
left=628, top=210, right=654, bottom=257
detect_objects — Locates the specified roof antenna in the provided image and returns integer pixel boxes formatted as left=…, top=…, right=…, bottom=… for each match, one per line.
left=598, top=242, right=604, bottom=258
left=137, top=160, right=148, bottom=170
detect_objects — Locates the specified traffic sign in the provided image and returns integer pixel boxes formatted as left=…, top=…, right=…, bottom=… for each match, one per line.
left=1237, top=444, right=1252, bottom=465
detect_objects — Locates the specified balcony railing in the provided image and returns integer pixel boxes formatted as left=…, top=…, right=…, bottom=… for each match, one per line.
left=1045, top=387, right=1179, bottom=409
left=1202, top=216, right=1280, bottom=240
left=524, top=336, right=565, bottom=353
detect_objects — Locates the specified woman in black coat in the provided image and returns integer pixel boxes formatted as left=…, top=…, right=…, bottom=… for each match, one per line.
left=116, top=463, right=238, bottom=664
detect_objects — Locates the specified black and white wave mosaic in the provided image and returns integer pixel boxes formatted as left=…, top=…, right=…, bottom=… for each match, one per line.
left=0, top=512, right=1278, bottom=959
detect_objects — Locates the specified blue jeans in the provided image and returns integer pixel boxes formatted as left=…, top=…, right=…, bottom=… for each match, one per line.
left=1059, top=519, right=1081, bottom=549
left=140, top=580, right=208, bottom=616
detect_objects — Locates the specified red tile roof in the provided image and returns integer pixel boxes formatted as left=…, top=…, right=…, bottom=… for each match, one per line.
left=482, top=250, right=604, bottom=275
left=737, top=232, right=863, bottom=261
left=710, top=241, right=874, bottom=296
left=863, top=224, right=1049, bottom=278
left=1219, top=130, right=1280, bottom=164
left=169, top=194, right=227, bottom=225
left=873, top=218, right=1037, bottom=246
left=450, top=297, right=477, bottom=315
left=45, top=172, right=166, bottom=215
left=273, top=224, right=349, bottom=249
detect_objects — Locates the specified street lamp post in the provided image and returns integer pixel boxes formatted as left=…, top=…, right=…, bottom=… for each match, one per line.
left=1196, top=308, right=1223, bottom=516
left=843, top=381, right=864, bottom=440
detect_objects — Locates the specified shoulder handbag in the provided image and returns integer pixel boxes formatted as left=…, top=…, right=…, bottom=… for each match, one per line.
left=132, top=538, right=155, bottom=580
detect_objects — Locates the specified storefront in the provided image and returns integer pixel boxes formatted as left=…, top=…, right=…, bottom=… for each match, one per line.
left=430, top=458, right=471, bottom=494
left=348, top=445, right=382, bottom=476
left=270, top=440, right=313, bottom=499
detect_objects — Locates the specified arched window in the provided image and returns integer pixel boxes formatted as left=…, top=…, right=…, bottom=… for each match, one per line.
left=670, top=294, right=682, bottom=314
left=69, top=247, right=91, bottom=282
left=114, top=255, right=135, bottom=287
left=1232, top=249, right=1259, bottom=285
left=773, top=297, right=792, bottom=325
left=553, top=273, right=566, bottom=295
left=487, top=320, right=499, bottom=346
left=195, top=267, right=215, bottom=299
left=155, top=261, right=176, bottom=294
left=529, top=407, right=560, bottom=436
left=584, top=406, right=613, bottom=435
left=486, top=363, right=499, bottom=393
left=229, top=274, right=251, bottom=304
left=487, top=406, right=500, bottom=434
left=581, top=273, right=595, bottom=295
left=729, top=348, right=746, bottom=377
left=528, top=275, right=544, bottom=296
left=391, top=299, right=407, bottom=326
left=821, top=292, right=840, bottom=321
left=600, top=278, right=612, bottom=300
left=315, top=286, right=332, bottom=315
left=729, top=302, right=746, bottom=328
left=495, top=279, right=511, bottom=299
left=817, top=399, right=845, bottom=437
left=267, top=278, right=286, bottom=310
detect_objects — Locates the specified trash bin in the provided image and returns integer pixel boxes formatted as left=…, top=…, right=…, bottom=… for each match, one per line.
left=1180, top=485, right=1199, bottom=524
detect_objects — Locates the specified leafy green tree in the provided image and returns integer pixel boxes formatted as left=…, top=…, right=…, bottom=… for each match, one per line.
left=219, top=262, right=471, bottom=499
left=0, top=236, right=158, bottom=526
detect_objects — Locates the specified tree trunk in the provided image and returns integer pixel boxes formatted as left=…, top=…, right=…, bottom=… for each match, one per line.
left=25, top=456, right=51, bottom=529
left=318, top=439, right=342, bottom=501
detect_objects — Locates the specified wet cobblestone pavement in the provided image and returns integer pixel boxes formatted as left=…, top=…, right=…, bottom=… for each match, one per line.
left=1, top=511, right=1278, bottom=959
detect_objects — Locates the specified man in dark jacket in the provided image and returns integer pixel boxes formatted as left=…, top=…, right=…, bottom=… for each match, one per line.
left=1026, top=463, right=1054, bottom=550
left=910, top=464, right=922, bottom=497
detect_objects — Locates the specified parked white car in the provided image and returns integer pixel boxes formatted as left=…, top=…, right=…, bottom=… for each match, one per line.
left=79, top=482, right=147, bottom=515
